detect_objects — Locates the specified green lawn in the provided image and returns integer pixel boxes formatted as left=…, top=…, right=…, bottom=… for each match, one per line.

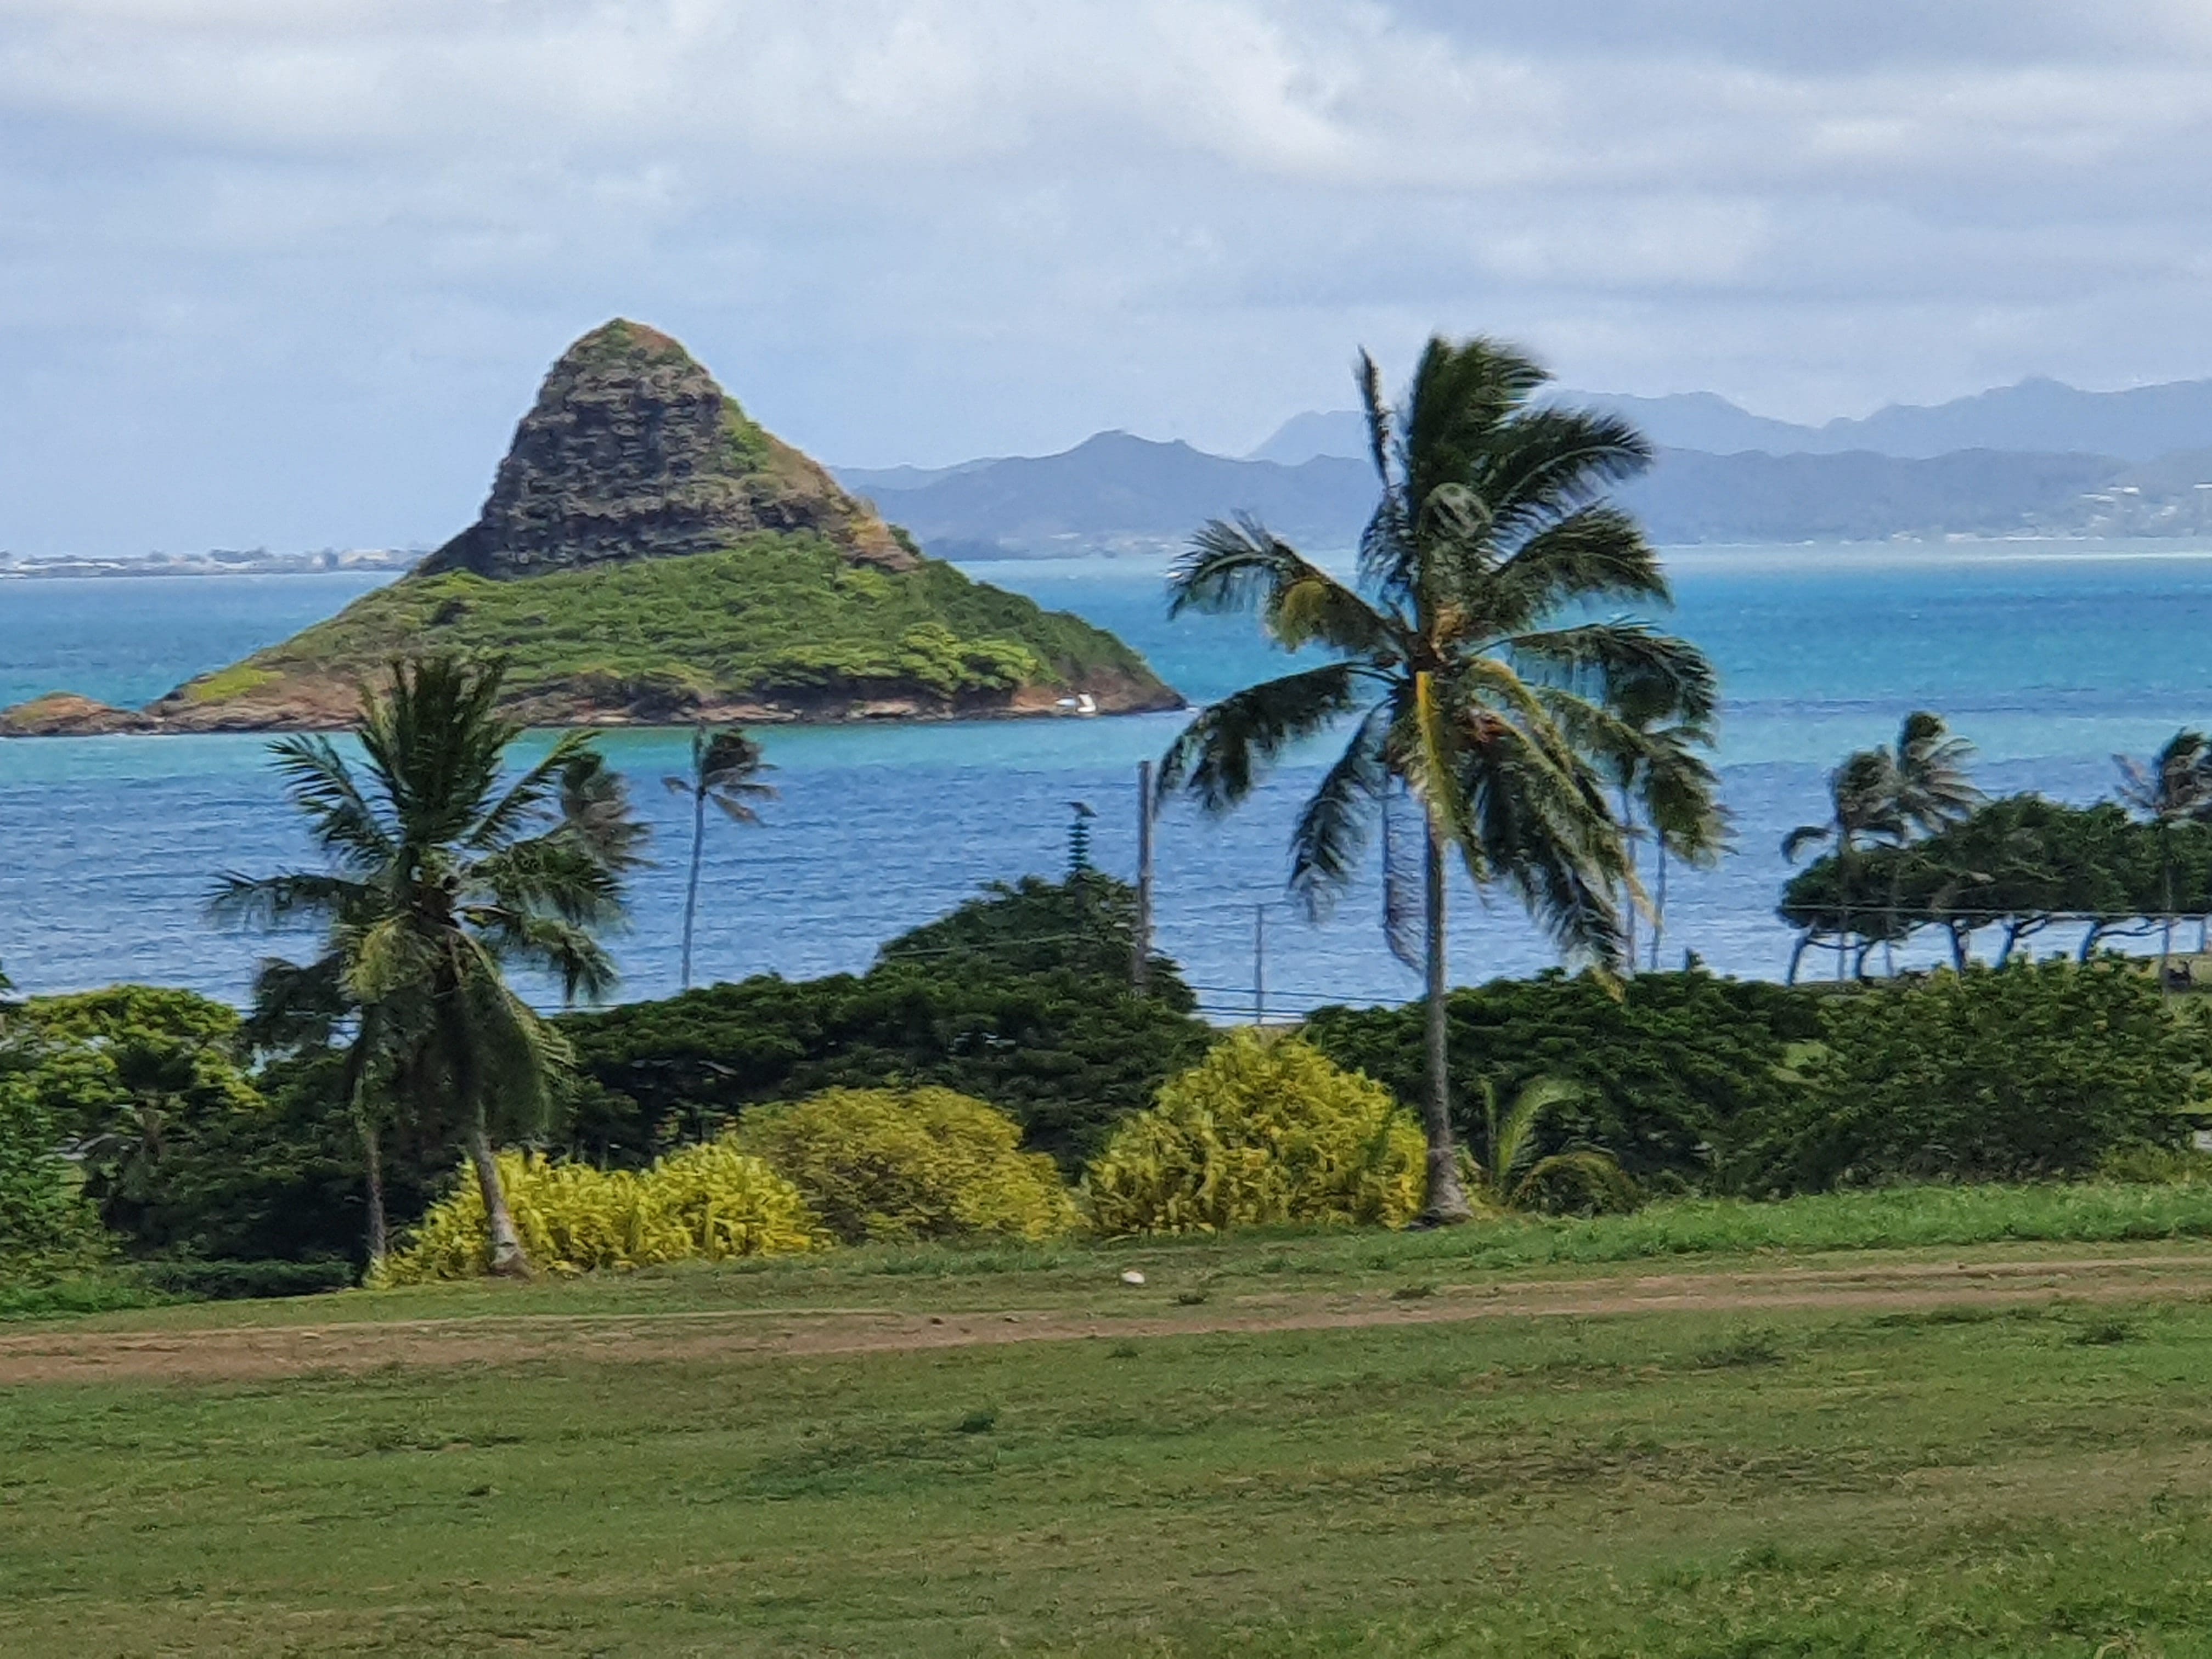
left=9, top=1190, right=2212, bottom=1655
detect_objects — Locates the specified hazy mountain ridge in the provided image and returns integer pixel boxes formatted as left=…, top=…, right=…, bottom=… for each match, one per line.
left=843, top=428, right=2212, bottom=555
left=1254, top=376, right=2212, bottom=466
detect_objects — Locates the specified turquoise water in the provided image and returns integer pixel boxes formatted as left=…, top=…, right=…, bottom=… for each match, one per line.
left=4, top=544, right=2211, bottom=1009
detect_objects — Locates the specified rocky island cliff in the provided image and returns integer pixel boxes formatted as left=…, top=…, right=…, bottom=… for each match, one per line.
left=1, top=321, right=1180, bottom=735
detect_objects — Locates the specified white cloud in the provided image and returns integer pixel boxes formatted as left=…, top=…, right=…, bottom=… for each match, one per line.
left=0, top=1, right=2208, bottom=552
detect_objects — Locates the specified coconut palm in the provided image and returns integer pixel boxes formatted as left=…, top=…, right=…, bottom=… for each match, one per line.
left=213, top=655, right=641, bottom=1276
left=2115, top=729, right=2212, bottom=977
left=1875, top=711, right=1982, bottom=970
left=1596, top=679, right=1729, bottom=973
left=1891, top=711, right=1982, bottom=839
left=1157, top=335, right=1717, bottom=1223
left=663, top=725, right=775, bottom=991
left=1783, top=749, right=1904, bottom=982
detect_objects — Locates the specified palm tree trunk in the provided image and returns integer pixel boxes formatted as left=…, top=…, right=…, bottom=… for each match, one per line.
left=1948, top=921, right=1971, bottom=972
left=361, top=1120, right=388, bottom=1273
left=467, top=1123, right=531, bottom=1278
left=2163, top=829, right=2176, bottom=993
left=1420, top=821, right=1474, bottom=1225
left=1883, top=861, right=1901, bottom=979
left=1650, top=839, right=1667, bottom=973
left=1786, top=933, right=1809, bottom=985
left=680, top=787, right=707, bottom=991
left=1618, top=786, right=1637, bottom=975
left=1837, top=832, right=1853, bottom=985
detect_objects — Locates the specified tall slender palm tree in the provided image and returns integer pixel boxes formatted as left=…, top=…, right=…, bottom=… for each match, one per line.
left=213, top=656, right=641, bottom=1276
left=1158, top=336, right=1718, bottom=1223
left=2116, top=729, right=2212, bottom=978
left=663, top=725, right=775, bottom=991
left=1878, top=711, right=1982, bottom=970
left=1784, top=749, right=1904, bottom=982
left=1598, top=680, right=1730, bottom=973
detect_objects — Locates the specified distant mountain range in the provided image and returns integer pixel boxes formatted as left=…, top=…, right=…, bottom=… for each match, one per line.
left=839, top=376, right=2212, bottom=554
left=1253, top=376, right=2212, bottom=466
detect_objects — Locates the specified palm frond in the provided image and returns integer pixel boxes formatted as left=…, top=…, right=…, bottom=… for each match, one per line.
left=555, top=748, right=652, bottom=871
left=1170, top=517, right=1402, bottom=656
left=1484, top=1075, right=1584, bottom=1193
left=236, top=952, right=352, bottom=1052
left=1639, top=735, right=1731, bottom=865
left=1503, top=621, right=1718, bottom=726
left=264, top=736, right=394, bottom=870
left=1288, top=701, right=1395, bottom=920
left=1379, top=781, right=1423, bottom=971
left=1156, top=662, right=1370, bottom=813
left=1452, top=710, right=1629, bottom=964
left=465, top=728, right=595, bottom=854
left=1782, top=822, right=1835, bottom=861
left=207, top=871, right=375, bottom=930
left=1483, top=505, right=1669, bottom=629
left=1471, top=405, right=1654, bottom=551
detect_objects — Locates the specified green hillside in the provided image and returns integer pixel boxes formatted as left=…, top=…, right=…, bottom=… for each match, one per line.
left=160, top=537, right=1172, bottom=726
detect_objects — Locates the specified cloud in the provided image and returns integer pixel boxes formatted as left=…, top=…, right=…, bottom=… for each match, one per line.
left=0, top=1, right=2207, bottom=552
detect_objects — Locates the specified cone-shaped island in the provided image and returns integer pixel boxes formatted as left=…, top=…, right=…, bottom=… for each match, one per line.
left=1, top=320, right=1180, bottom=735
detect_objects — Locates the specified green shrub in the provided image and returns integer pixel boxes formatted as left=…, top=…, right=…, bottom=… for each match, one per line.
left=735, top=1087, right=1076, bottom=1245
left=380, top=1147, right=820, bottom=1283
left=1084, top=1030, right=1424, bottom=1235
left=1509, top=1151, right=1645, bottom=1217
left=128, top=1257, right=355, bottom=1301
left=1307, top=970, right=1818, bottom=1188
left=0, top=1071, right=104, bottom=1278
left=560, top=876, right=1209, bottom=1170
left=10, top=986, right=273, bottom=1253
left=1724, top=959, right=2203, bottom=1193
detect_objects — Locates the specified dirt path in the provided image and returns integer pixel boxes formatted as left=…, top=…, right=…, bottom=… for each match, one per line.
left=5, top=1252, right=2209, bottom=1387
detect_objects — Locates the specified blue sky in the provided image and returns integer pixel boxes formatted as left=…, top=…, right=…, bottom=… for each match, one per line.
left=2, top=1, right=2210, bottom=555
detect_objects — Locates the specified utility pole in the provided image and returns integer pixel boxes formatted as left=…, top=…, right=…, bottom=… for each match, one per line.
left=1132, top=760, right=1154, bottom=994
left=1254, top=904, right=1267, bottom=1025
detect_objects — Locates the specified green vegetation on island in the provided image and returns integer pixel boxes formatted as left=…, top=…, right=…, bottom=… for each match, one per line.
left=163, top=535, right=1166, bottom=725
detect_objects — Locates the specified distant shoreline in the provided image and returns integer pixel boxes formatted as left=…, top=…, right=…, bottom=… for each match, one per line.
left=0, top=559, right=413, bottom=581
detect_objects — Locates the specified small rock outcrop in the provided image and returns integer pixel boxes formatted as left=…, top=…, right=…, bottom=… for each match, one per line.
left=0, top=693, right=152, bottom=736
left=419, top=319, right=915, bottom=579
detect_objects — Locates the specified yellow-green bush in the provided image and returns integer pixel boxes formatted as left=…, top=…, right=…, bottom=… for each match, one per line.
left=735, top=1086, right=1076, bottom=1244
left=1084, top=1029, right=1424, bottom=1235
left=379, top=1146, right=820, bottom=1283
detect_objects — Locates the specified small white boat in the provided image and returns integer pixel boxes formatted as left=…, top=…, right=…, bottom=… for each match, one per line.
left=1053, top=693, right=1100, bottom=716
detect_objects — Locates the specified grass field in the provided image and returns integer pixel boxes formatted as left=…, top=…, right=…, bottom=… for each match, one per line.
left=8, top=1186, right=2212, bottom=1655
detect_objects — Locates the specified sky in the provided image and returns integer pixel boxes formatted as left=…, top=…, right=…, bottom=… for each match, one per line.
left=4, top=1, right=2212, bottom=555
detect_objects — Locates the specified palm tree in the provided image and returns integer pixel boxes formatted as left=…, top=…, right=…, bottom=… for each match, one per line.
left=1597, top=680, right=1729, bottom=973
left=1157, top=336, right=1717, bottom=1223
left=1891, top=712, right=1982, bottom=838
left=2115, top=729, right=2212, bottom=979
left=663, top=725, right=775, bottom=991
left=1783, top=749, right=1903, bottom=982
left=1878, top=711, right=1982, bottom=970
left=1469, top=1079, right=1645, bottom=1221
left=213, top=656, right=641, bottom=1276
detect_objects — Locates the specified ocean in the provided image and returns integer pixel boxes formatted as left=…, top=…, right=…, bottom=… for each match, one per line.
left=4, top=542, right=2211, bottom=1014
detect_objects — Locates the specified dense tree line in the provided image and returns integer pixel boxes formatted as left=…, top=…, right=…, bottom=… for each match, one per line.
left=1781, top=794, right=2212, bottom=977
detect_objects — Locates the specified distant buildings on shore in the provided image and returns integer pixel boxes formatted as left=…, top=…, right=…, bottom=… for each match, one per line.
left=0, top=548, right=416, bottom=579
